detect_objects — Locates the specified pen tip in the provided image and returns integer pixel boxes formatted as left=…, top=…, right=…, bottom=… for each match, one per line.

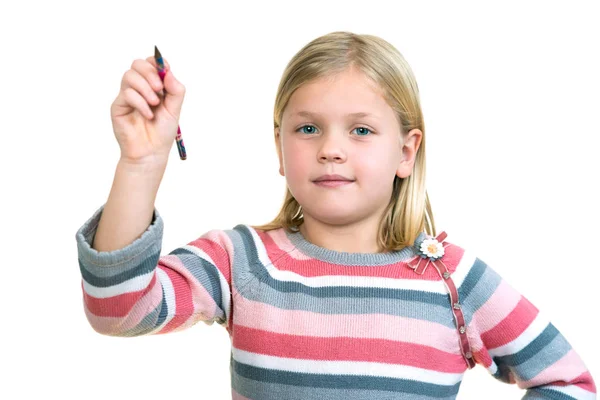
left=154, top=45, right=161, bottom=59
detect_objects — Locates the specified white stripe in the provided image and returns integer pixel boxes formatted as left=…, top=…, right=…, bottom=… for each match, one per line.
left=144, top=268, right=177, bottom=334
left=248, top=227, right=477, bottom=294
left=260, top=266, right=453, bottom=292
left=180, top=244, right=231, bottom=324
left=488, top=311, right=550, bottom=357
left=249, top=226, right=278, bottom=268
left=232, top=348, right=464, bottom=385
left=446, top=248, right=476, bottom=289
left=83, top=270, right=154, bottom=298
left=485, top=361, right=498, bottom=375
left=541, top=383, right=596, bottom=400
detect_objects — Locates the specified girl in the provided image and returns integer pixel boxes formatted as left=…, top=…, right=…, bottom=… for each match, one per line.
left=75, top=31, right=596, bottom=399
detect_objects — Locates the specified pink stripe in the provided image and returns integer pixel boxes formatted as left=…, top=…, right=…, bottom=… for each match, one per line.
left=466, top=280, right=532, bottom=368
left=473, top=348, right=494, bottom=369
left=189, top=230, right=233, bottom=327
left=158, top=264, right=194, bottom=333
left=84, top=251, right=224, bottom=335
left=255, top=230, right=465, bottom=281
left=256, top=227, right=311, bottom=263
left=265, top=228, right=308, bottom=259
left=462, top=320, right=496, bottom=370
left=572, top=371, right=597, bottom=393
left=481, top=296, right=538, bottom=349
left=233, top=325, right=467, bottom=373
left=234, top=294, right=463, bottom=354
left=83, top=228, right=234, bottom=335
left=232, top=389, right=251, bottom=400
left=473, top=279, right=522, bottom=332
left=160, top=313, right=192, bottom=334
left=158, top=255, right=222, bottom=325
left=455, top=323, right=495, bottom=369
left=523, top=349, right=596, bottom=392
left=83, top=275, right=163, bottom=335
left=187, top=230, right=233, bottom=283
left=83, top=273, right=158, bottom=317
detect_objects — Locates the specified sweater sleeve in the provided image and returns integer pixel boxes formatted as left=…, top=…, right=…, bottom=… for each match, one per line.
left=461, top=258, right=596, bottom=399
left=75, top=204, right=233, bottom=337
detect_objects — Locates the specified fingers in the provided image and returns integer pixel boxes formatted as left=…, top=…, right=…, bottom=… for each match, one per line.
left=117, top=57, right=166, bottom=119
left=122, top=87, right=155, bottom=119
left=121, top=67, right=160, bottom=106
left=162, top=67, right=186, bottom=118
left=123, top=59, right=163, bottom=94
left=116, top=55, right=183, bottom=120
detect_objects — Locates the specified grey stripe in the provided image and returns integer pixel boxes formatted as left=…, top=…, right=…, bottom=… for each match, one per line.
left=75, top=203, right=164, bottom=275
left=523, top=388, right=578, bottom=400
left=120, top=300, right=163, bottom=337
left=79, top=250, right=159, bottom=287
left=495, top=323, right=560, bottom=366
left=458, top=260, right=500, bottom=326
left=521, top=392, right=549, bottom=400
left=494, top=324, right=570, bottom=381
left=229, top=226, right=262, bottom=296
left=285, top=228, right=426, bottom=265
left=155, top=287, right=169, bottom=328
left=230, top=225, right=458, bottom=328
left=77, top=204, right=230, bottom=324
left=456, top=258, right=488, bottom=300
left=231, top=360, right=461, bottom=399
left=168, top=248, right=223, bottom=312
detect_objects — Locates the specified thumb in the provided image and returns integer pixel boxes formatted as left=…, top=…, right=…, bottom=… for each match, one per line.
left=162, top=67, right=186, bottom=119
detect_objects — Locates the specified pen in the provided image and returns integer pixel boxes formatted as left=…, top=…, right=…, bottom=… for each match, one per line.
left=154, top=45, right=187, bottom=160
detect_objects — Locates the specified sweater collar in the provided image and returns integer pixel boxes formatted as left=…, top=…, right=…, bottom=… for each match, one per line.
left=284, top=229, right=427, bottom=266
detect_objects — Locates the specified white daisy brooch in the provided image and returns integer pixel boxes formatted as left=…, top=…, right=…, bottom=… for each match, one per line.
left=407, top=231, right=449, bottom=275
left=418, top=238, right=445, bottom=261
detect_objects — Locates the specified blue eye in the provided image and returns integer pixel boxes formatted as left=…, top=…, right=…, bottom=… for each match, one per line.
left=353, top=127, right=371, bottom=136
left=299, top=125, right=317, bottom=134
left=296, top=125, right=372, bottom=136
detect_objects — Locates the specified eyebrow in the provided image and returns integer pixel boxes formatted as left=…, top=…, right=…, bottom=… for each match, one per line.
left=293, top=111, right=379, bottom=119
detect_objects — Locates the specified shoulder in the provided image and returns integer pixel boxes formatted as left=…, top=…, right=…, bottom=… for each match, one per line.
left=412, top=231, right=468, bottom=274
left=189, top=224, right=267, bottom=246
left=199, top=224, right=290, bottom=257
left=425, top=231, right=502, bottom=295
left=414, top=230, right=494, bottom=283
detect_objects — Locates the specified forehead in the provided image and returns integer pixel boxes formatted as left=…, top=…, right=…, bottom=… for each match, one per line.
left=283, top=69, right=393, bottom=120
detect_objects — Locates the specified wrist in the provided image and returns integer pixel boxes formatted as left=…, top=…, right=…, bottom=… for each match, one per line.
left=118, top=154, right=169, bottom=174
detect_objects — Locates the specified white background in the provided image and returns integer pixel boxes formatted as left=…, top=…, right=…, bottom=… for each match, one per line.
left=1, top=0, right=598, bottom=399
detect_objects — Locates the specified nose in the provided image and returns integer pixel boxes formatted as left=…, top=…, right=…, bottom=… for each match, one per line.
left=317, top=133, right=347, bottom=163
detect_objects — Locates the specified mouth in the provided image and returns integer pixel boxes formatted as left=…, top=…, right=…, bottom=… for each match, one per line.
left=312, top=174, right=355, bottom=183
left=313, top=180, right=354, bottom=188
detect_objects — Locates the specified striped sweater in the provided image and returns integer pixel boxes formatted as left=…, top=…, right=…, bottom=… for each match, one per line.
left=76, top=204, right=596, bottom=399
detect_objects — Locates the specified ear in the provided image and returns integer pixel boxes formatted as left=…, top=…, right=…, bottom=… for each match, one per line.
left=275, top=127, right=285, bottom=177
left=396, top=128, right=423, bottom=178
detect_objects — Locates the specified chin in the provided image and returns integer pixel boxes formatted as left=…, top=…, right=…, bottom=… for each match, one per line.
left=303, top=206, right=365, bottom=226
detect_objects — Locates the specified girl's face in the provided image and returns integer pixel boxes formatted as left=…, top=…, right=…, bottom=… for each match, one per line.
left=276, top=67, right=421, bottom=228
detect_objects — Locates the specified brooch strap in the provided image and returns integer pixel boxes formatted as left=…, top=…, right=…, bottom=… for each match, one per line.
left=407, top=231, right=476, bottom=369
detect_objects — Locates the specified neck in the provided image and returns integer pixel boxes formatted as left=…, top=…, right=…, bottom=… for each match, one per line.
left=299, top=213, right=384, bottom=254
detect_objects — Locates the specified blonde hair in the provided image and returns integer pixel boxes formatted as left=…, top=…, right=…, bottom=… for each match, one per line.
left=251, top=31, right=436, bottom=252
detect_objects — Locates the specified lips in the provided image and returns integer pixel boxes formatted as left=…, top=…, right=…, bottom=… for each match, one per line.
left=313, top=174, right=354, bottom=182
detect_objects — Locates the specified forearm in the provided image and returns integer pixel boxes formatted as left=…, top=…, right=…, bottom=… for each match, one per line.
left=92, top=158, right=168, bottom=252
left=464, top=261, right=596, bottom=399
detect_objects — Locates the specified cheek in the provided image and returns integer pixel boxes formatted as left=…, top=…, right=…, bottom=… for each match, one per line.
left=354, top=147, right=400, bottom=189
left=282, top=141, right=309, bottom=180
left=356, top=146, right=395, bottom=173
